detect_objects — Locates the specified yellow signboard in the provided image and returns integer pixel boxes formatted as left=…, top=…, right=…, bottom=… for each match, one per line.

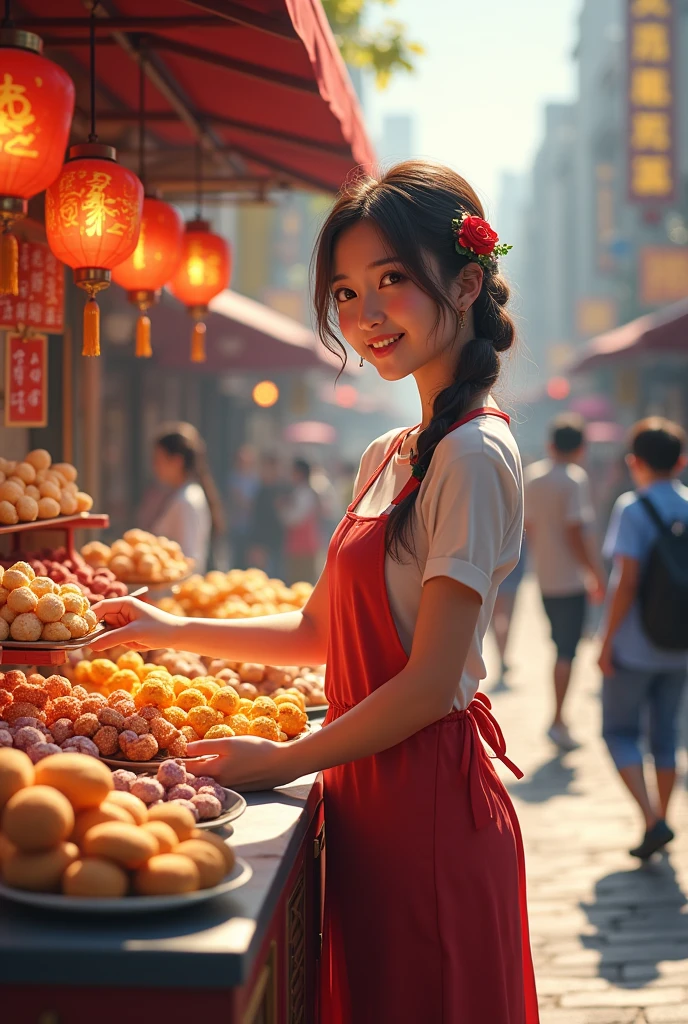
left=639, top=247, right=688, bottom=305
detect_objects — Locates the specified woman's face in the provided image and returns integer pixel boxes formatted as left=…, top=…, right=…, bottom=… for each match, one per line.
left=331, top=220, right=475, bottom=382
left=153, top=445, right=184, bottom=486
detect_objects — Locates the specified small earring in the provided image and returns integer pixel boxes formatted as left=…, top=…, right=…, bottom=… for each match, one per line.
left=359, top=355, right=364, bottom=367
left=458, top=308, right=466, bottom=330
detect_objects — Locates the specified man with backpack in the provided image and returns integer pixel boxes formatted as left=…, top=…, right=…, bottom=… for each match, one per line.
left=600, top=418, right=688, bottom=859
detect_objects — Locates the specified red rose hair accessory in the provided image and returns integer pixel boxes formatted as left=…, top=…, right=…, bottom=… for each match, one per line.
left=452, top=212, right=512, bottom=269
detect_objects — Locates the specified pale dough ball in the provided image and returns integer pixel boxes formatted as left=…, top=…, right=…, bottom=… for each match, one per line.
left=75, top=491, right=93, bottom=513
left=4, top=569, right=30, bottom=591
left=31, top=577, right=59, bottom=599
left=13, top=462, right=36, bottom=484
left=38, top=481, right=60, bottom=502
left=10, top=612, right=43, bottom=642
left=16, top=496, right=38, bottom=522
left=10, top=562, right=35, bottom=581
left=25, top=449, right=51, bottom=472
left=61, top=613, right=89, bottom=639
left=0, top=619, right=9, bottom=641
left=37, top=497, right=60, bottom=520
left=7, top=587, right=38, bottom=614
left=24, top=485, right=40, bottom=501
left=62, top=592, right=86, bottom=615
left=1, top=605, right=16, bottom=624
left=59, top=493, right=78, bottom=517
left=54, top=463, right=78, bottom=483
left=63, top=481, right=78, bottom=496
left=0, top=501, right=18, bottom=526
left=36, top=593, right=65, bottom=624
left=6, top=476, right=25, bottom=492
left=42, top=622, right=72, bottom=642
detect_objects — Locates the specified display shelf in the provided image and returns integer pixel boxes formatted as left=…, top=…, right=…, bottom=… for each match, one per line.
left=0, top=512, right=109, bottom=560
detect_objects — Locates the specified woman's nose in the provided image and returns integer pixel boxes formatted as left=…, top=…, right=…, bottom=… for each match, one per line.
left=357, top=294, right=384, bottom=331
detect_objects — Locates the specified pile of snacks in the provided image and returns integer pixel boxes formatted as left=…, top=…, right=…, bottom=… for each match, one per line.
left=0, top=549, right=127, bottom=605
left=112, top=759, right=228, bottom=822
left=82, top=530, right=193, bottom=585
left=0, top=450, right=93, bottom=525
left=0, top=561, right=101, bottom=644
left=0, top=750, right=235, bottom=897
left=157, top=567, right=313, bottom=619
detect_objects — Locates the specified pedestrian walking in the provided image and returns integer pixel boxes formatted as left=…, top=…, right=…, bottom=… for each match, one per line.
left=227, top=445, right=260, bottom=570
left=491, top=537, right=527, bottom=687
left=599, top=417, right=688, bottom=859
left=281, top=458, right=321, bottom=585
left=524, top=415, right=606, bottom=751
left=93, top=160, right=539, bottom=1023
left=246, top=453, right=286, bottom=578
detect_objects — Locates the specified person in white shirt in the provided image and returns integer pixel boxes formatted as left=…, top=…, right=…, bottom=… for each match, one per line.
left=151, top=423, right=224, bottom=574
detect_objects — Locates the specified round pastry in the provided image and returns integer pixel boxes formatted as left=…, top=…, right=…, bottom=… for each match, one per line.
left=0, top=501, right=18, bottom=526
left=89, top=660, right=117, bottom=686
left=62, top=856, right=128, bottom=898
left=32, top=580, right=59, bottom=603
left=70, top=802, right=136, bottom=845
left=83, top=821, right=159, bottom=869
left=209, top=686, right=240, bottom=716
left=204, top=724, right=235, bottom=740
left=13, top=725, right=45, bottom=751
left=0, top=619, right=9, bottom=643
left=0, top=729, right=12, bottom=747
left=167, top=784, right=196, bottom=802
left=61, top=736, right=100, bottom=758
left=13, top=461, right=35, bottom=484
left=0, top=585, right=8, bottom=606
left=121, top=714, right=149, bottom=737
left=197, top=780, right=227, bottom=804
left=62, top=592, right=86, bottom=615
left=118, top=729, right=138, bottom=753
left=60, top=493, right=78, bottom=517
left=249, top=715, right=280, bottom=742
left=125, top=734, right=159, bottom=761
left=38, top=480, right=61, bottom=502
left=180, top=725, right=200, bottom=744
left=54, top=462, right=78, bottom=483
left=190, top=829, right=236, bottom=873
left=73, top=713, right=100, bottom=738
left=186, top=705, right=222, bottom=738
left=83, top=609, right=98, bottom=631
left=15, top=495, right=38, bottom=522
left=277, top=702, right=308, bottom=738
left=98, top=707, right=125, bottom=730
left=4, top=841, right=79, bottom=892
left=8, top=586, right=38, bottom=614
left=46, top=695, right=82, bottom=724
left=135, top=853, right=200, bottom=895
left=37, top=497, right=61, bottom=520
left=81, top=693, right=107, bottom=715
left=193, top=680, right=220, bottom=700
left=13, top=683, right=48, bottom=709
left=24, top=484, right=40, bottom=501
left=72, top=661, right=93, bottom=686
left=162, top=706, right=188, bottom=729
left=0, top=747, right=34, bottom=808
left=250, top=696, right=279, bottom=721
left=0, top=605, right=16, bottom=625
left=140, top=821, right=178, bottom=855
left=110, top=768, right=137, bottom=792
left=34, top=752, right=113, bottom=810
left=76, top=492, right=94, bottom=513
left=166, top=733, right=188, bottom=758
left=10, top=612, right=43, bottom=642
left=0, top=481, right=23, bottom=504
left=174, top=688, right=206, bottom=712
left=59, top=583, right=83, bottom=597
left=50, top=719, right=75, bottom=745
left=5, top=701, right=44, bottom=725
left=109, top=555, right=135, bottom=579
left=139, top=705, right=162, bottom=723
left=26, top=742, right=63, bottom=764
left=71, top=685, right=89, bottom=702
left=2, top=784, right=75, bottom=851
left=191, top=793, right=222, bottom=821
left=130, top=778, right=165, bottom=805
left=156, top=759, right=187, bottom=789
left=107, top=669, right=138, bottom=694
left=238, top=698, right=254, bottom=715
left=93, top=726, right=119, bottom=756
left=43, top=674, right=72, bottom=699
left=41, top=621, right=72, bottom=642
left=175, top=839, right=226, bottom=888
left=135, top=679, right=175, bottom=710
left=5, top=475, right=25, bottom=492
left=3, top=569, right=30, bottom=592
left=117, top=651, right=145, bottom=674
left=239, top=663, right=265, bottom=684
left=169, top=798, right=199, bottom=821
left=146, top=802, right=196, bottom=841
left=225, top=714, right=250, bottom=736
left=149, top=717, right=178, bottom=748
left=61, top=613, right=89, bottom=639
left=25, top=449, right=51, bottom=472
left=105, top=790, right=147, bottom=825
left=8, top=561, right=34, bottom=581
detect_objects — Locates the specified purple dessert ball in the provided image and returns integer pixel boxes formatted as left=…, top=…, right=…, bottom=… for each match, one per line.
left=191, top=793, right=222, bottom=820
left=155, top=759, right=187, bottom=789
left=130, top=778, right=166, bottom=805
left=169, top=798, right=200, bottom=821
left=111, top=769, right=137, bottom=792
left=167, top=783, right=196, bottom=802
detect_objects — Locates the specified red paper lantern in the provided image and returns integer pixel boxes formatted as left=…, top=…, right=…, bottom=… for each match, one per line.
left=168, top=220, right=231, bottom=363
left=112, top=195, right=183, bottom=357
left=46, top=143, right=143, bottom=356
left=0, top=29, right=75, bottom=296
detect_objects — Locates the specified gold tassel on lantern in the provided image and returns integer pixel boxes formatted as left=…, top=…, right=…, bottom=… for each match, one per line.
left=135, top=313, right=152, bottom=358
left=83, top=297, right=101, bottom=357
left=0, top=231, right=19, bottom=297
left=191, top=320, right=206, bottom=363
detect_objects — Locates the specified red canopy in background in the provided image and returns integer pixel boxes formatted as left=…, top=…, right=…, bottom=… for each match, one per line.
left=571, top=299, right=688, bottom=373
left=18, top=0, right=375, bottom=195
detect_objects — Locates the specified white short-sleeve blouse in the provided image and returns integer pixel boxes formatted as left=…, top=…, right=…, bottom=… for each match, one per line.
left=352, top=412, right=524, bottom=708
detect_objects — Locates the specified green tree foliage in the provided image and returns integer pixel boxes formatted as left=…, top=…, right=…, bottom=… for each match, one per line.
left=322, top=0, right=423, bottom=89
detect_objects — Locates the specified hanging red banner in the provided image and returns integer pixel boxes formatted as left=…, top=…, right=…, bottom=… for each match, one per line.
left=4, top=332, right=48, bottom=428
left=0, top=241, right=64, bottom=334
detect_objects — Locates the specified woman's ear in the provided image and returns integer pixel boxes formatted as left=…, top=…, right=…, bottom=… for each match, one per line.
left=456, top=263, right=483, bottom=310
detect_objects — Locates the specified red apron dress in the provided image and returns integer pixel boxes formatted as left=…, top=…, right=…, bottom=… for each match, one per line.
left=321, top=408, right=539, bottom=1024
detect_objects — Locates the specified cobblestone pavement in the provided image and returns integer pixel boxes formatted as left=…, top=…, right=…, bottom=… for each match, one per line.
left=486, top=578, right=688, bottom=1024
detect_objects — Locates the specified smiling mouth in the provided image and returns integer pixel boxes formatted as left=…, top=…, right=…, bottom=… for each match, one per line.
left=369, top=333, right=404, bottom=357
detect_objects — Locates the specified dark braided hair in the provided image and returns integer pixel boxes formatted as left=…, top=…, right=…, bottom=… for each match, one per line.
left=313, top=161, right=516, bottom=560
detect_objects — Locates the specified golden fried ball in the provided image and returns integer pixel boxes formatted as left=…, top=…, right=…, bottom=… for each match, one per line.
left=0, top=501, right=18, bottom=526
left=72, top=660, right=93, bottom=685
left=107, top=669, right=138, bottom=694
left=109, top=555, right=135, bottom=579
left=249, top=716, right=280, bottom=741
left=186, top=705, right=222, bottom=738
left=162, top=705, right=188, bottom=728
left=7, top=586, right=38, bottom=614
left=38, top=480, right=60, bottom=501
left=171, top=675, right=192, bottom=696
left=16, top=496, right=38, bottom=523
left=209, top=686, right=240, bottom=716
left=175, top=688, right=207, bottom=712
left=89, top=659, right=117, bottom=685
left=35, top=594, right=65, bottom=623
left=193, top=679, right=220, bottom=700
left=0, top=585, right=7, bottom=606
left=180, top=725, right=200, bottom=743
left=225, top=713, right=250, bottom=736
left=250, top=696, right=279, bottom=721
left=139, top=663, right=168, bottom=680
left=61, top=613, right=89, bottom=639
left=0, top=481, right=23, bottom=504
left=116, top=651, right=144, bottom=674
left=37, top=497, right=60, bottom=520
left=25, top=449, right=51, bottom=472
left=9, top=561, right=34, bottom=581
left=60, top=493, right=78, bottom=517
left=42, top=622, right=72, bottom=642
left=83, top=609, right=98, bottom=631
left=54, top=462, right=78, bottom=483
left=25, top=485, right=40, bottom=501
left=3, top=569, right=29, bottom=592
left=135, top=678, right=175, bottom=709
left=62, top=592, right=87, bottom=615
left=238, top=698, right=254, bottom=716
left=76, top=492, right=94, bottom=513
left=31, top=577, right=58, bottom=598
left=1, top=605, right=16, bottom=625
left=204, top=724, right=235, bottom=740
left=10, top=612, right=43, bottom=642
left=13, top=462, right=36, bottom=485
left=59, top=583, right=82, bottom=597
left=277, top=702, right=308, bottom=738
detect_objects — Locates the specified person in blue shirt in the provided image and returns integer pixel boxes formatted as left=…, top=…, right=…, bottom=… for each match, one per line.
left=600, top=417, right=688, bottom=860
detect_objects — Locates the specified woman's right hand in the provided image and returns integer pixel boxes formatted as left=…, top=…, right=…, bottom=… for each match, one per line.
left=89, top=598, right=179, bottom=652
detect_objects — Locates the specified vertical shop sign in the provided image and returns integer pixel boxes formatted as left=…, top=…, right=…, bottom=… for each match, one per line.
left=0, top=241, right=64, bottom=334
left=627, top=0, right=676, bottom=203
left=4, top=332, right=48, bottom=427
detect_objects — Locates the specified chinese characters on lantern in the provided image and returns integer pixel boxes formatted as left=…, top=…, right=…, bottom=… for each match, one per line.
left=0, top=72, right=39, bottom=159
left=627, top=0, right=676, bottom=203
left=0, top=241, right=64, bottom=333
left=50, top=166, right=140, bottom=242
left=4, top=332, right=47, bottom=427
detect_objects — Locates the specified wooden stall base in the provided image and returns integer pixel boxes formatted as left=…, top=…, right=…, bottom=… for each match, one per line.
left=0, top=647, right=66, bottom=666
left=0, top=512, right=110, bottom=560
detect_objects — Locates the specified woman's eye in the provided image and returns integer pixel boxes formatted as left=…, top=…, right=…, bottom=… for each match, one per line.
left=333, top=287, right=356, bottom=303
left=380, top=271, right=404, bottom=287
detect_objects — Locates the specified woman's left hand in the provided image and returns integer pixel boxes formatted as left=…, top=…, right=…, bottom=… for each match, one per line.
left=186, top=736, right=300, bottom=791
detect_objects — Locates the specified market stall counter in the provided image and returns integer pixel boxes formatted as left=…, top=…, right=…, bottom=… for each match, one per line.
left=0, top=772, right=325, bottom=1024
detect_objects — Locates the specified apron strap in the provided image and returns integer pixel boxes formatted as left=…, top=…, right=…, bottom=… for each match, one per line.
left=466, top=691, right=524, bottom=830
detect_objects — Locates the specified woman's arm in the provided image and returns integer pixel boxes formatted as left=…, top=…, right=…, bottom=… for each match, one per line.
left=185, top=575, right=482, bottom=789
left=90, top=565, right=330, bottom=667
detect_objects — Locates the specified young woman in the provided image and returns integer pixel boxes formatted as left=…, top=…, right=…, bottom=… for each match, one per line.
left=93, top=162, right=539, bottom=1023
left=150, top=423, right=224, bottom=574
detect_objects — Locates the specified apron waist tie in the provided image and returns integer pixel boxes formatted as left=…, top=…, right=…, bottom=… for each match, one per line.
left=466, top=691, right=523, bottom=830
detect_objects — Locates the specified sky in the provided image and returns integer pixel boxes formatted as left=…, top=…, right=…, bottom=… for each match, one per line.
left=366, top=0, right=582, bottom=215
